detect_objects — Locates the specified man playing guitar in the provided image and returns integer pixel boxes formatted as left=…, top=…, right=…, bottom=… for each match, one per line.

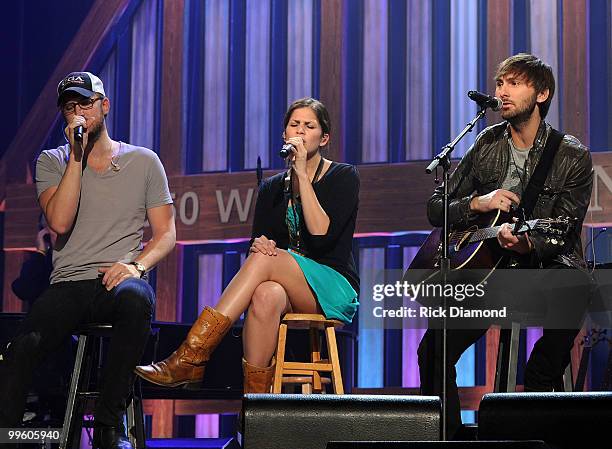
left=417, top=53, right=593, bottom=438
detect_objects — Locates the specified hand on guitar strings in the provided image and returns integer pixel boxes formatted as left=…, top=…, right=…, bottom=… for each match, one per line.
left=469, top=189, right=520, bottom=214
left=497, top=217, right=533, bottom=255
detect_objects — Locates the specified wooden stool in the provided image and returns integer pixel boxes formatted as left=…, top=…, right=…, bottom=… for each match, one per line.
left=272, top=313, right=344, bottom=394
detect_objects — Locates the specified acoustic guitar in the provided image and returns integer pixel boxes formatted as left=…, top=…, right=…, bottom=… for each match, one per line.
left=407, top=210, right=574, bottom=276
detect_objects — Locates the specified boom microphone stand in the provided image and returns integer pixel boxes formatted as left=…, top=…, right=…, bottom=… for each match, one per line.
left=425, top=104, right=490, bottom=440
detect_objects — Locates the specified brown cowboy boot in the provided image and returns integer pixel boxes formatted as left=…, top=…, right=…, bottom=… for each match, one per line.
left=237, top=358, right=275, bottom=436
left=242, top=357, right=275, bottom=393
left=135, top=306, right=231, bottom=387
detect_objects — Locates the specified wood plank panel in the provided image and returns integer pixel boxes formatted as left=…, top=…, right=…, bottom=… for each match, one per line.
left=148, top=399, right=176, bottom=438
left=2, top=250, right=28, bottom=313
left=244, top=0, right=271, bottom=169
left=159, top=0, right=185, bottom=176
left=586, top=152, right=612, bottom=225
left=5, top=152, right=612, bottom=249
left=450, top=0, right=479, bottom=157
left=144, top=399, right=241, bottom=415
left=130, top=0, right=158, bottom=150
left=202, top=0, right=229, bottom=171
left=571, top=328, right=587, bottom=390
left=530, top=0, right=560, bottom=129
left=406, top=0, right=433, bottom=160
left=361, top=0, right=388, bottom=162
left=485, top=327, right=500, bottom=387
left=287, top=0, right=314, bottom=101
left=173, top=399, right=242, bottom=415
left=562, top=0, right=588, bottom=145
left=155, top=243, right=183, bottom=322
left=485, top=0, right=510, bottom=126
left=320, top=0, right=345, bottom=163
left=3, top=184, right=40, bottom=250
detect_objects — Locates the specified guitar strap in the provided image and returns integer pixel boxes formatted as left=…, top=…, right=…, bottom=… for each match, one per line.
left=518, top=127, right=564, bottom=218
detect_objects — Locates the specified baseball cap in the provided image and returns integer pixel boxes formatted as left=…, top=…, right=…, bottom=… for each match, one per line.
left=57, top=72, right=106, bottom=106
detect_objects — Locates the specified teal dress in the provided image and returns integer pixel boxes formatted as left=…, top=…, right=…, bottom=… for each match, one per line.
left=286, top=203, right=358, bottom=323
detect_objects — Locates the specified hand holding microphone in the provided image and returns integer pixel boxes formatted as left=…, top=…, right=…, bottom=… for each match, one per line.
left=279, top=143, right=294, bottom=159
left=280, top=137, right=306, bottom=160
left=281, top=137, right=308, bottom=178
left=65, top=115, right=87, bottom=161
left=75, top=125, right=84, bottom=143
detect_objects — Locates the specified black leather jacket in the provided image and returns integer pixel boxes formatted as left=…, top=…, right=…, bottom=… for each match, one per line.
left=427, top=120, right=593, bottom=269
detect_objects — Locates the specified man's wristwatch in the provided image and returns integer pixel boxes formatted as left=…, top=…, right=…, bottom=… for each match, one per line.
left=129, top=261, right=146, bottom=278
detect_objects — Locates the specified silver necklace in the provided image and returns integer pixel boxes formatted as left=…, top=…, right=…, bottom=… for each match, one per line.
left=110, top=141, right=121, bottom=171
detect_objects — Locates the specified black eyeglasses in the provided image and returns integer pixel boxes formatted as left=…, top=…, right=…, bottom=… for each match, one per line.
left=61, top=96, right=103, bottom=114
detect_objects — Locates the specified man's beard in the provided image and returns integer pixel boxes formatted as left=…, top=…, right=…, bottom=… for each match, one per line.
left=86, top=119, right=104, bottom=144
left=503, top=94, right=538, bottom=127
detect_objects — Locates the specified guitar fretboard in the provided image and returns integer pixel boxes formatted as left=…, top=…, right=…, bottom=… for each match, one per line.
left=468, top=219, right=540, bottom=243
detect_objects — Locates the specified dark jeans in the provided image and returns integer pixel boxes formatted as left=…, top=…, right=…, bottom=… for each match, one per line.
left=0, top=277, right=155, bottom=428
left=417, top=265, right=592, bottom=438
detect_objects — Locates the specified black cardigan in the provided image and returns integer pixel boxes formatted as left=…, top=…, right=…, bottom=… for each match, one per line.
left=250, top=162, right=360, bottom=295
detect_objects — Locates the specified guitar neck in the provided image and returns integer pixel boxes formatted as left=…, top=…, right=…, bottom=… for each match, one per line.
left=469, top=219, right=540, bottom=243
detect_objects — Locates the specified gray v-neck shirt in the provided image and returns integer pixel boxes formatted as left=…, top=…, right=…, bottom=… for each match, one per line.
left=501, top=138, right=531, bottom=196
left=36, top=142, right=173, bottom=283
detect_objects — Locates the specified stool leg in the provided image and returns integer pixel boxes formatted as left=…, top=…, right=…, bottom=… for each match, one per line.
left=60, top=334, right=88, bottom=449
left=507, top=322, right=520, bottom=392
left=310, top=327, right=323, bottom=393
left=494, top=328, right=509, bottom=392
left=272, top=323, right=288, bottom=393
left=127, top=378, right=146, bottom=449
left=325, top=325, right=344, bottom=394
left=559, top=363, right=573, bottom=392
left=127, top=397, right=136, bottom=447
left=494, top=323, right=519, bottom=393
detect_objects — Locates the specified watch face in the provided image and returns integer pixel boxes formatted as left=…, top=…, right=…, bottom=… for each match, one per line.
left=131, top=262, right=145, bottom=276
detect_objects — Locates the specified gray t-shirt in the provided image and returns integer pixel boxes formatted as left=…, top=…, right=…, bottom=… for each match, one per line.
left=36, top=142, right=173, bottom=283
left=501, top=138, right=531, bottom=197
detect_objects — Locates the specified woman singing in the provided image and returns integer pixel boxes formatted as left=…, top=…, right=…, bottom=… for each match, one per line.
left=135, top=97, right=360, bottom=394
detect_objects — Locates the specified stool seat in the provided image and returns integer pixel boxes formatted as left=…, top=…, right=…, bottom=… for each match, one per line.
left=77, top=323, right=114, bottom=335
left=281, top=313, right=344, bottom=329
left=273, top=313, right=344, bottom=394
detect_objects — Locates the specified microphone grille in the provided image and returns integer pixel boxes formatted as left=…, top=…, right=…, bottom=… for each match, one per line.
left=491, top=97, right=503, bottom=112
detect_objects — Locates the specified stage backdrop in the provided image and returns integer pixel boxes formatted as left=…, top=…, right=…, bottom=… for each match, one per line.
left=1, top=0, right=611, bottom=439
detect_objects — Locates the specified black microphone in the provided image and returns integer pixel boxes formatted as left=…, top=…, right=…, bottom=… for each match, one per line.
left=467, top=90, right=502, bottom=111
left=43, top=232, right=52, bottom=251
left=279, top=144, right=294, bottom=159
left=75, top=126, right=84, bottom=142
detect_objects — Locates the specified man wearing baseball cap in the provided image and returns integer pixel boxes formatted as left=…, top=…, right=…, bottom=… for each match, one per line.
left=0, top=72, right=176, bottom=449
